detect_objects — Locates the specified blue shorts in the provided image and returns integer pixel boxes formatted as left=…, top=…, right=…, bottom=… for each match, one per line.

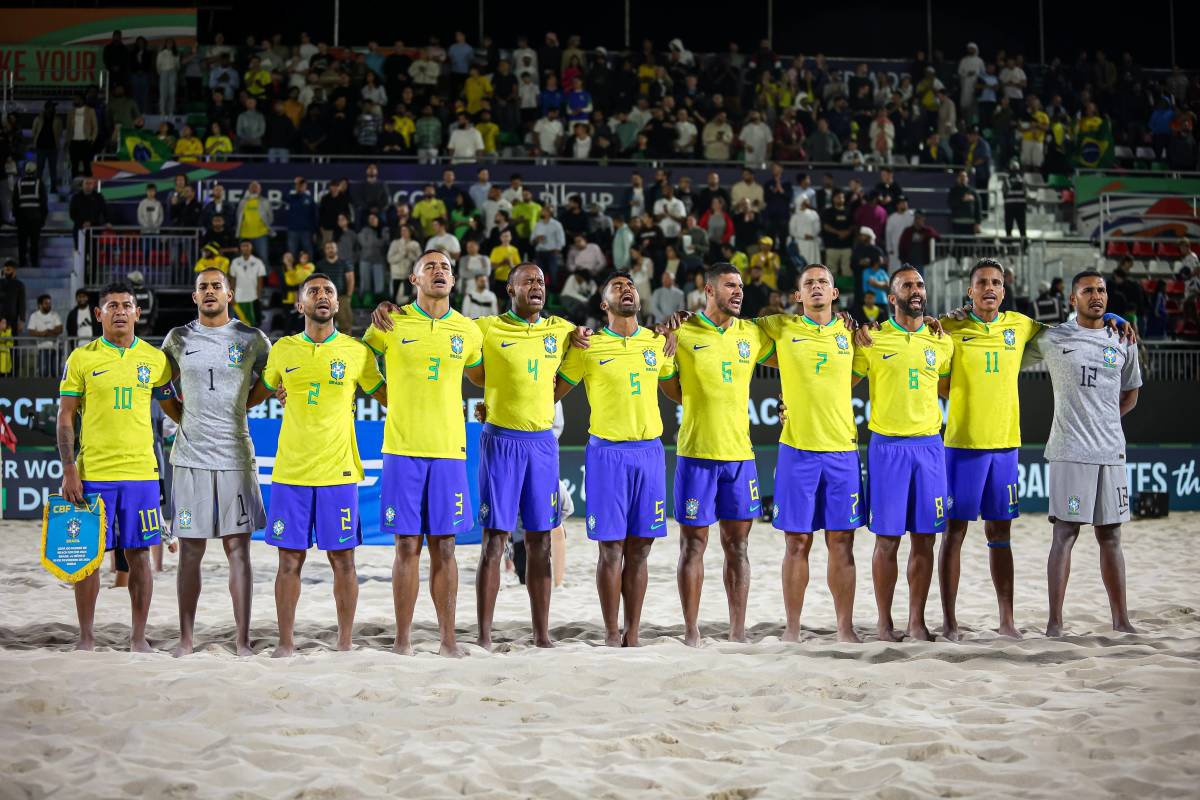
left=380, top=454, right=472, bottom=537
left=584, top=436, right=667, bottom=541
left=673, top=456, right=760, bottom=527
left=772, top=445, right=864, bottom=533
left=266, top=482, right=360, bottom=551
left=82, top=479, right=162, bottom=550
left=945, top=447, right=1020, bottom=522
left=477, top=424, right=561, bottom=533
left=867, top=434, right=948, bottom=536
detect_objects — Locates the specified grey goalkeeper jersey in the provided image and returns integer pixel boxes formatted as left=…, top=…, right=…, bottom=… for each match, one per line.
left=161, top=320, right=271, bottom=470
left=1023, top=318, right=1142, bottom=465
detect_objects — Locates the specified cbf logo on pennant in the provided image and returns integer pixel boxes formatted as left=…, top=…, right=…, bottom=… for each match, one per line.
left=41, top=493, right=107, bottom=583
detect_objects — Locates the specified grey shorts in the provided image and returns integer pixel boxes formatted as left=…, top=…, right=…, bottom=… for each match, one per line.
left=1048, top=461, right=1130, bottom=526
left=172, top=466, right=266, bottom=538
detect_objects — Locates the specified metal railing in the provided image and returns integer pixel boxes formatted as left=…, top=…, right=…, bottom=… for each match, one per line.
left=0, top=69, right=108, bottom=115
left=83, top=227, right=201, bottom=289
left=927, top=236, right=1043, bottom=314
left=1021, top=343, right=1200, bottom=382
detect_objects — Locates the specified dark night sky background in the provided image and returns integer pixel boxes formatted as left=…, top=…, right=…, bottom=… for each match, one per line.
left=1, top=1, right=1196, bottom=68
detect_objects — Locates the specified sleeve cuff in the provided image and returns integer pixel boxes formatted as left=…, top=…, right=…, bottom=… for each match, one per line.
left=851, top=370, right=866, bottom=378
left=756, top=342, right=777, bottom=364
left=59, top=390, right=82, bottom=397
left=658, top=370, right=676, bottom=381
left=555, top=372, right=578, bottom=386
left=260, top=378, right=276, bottom=392
left=465, top=357, right=482, bottom=368
left=366, top=342, right=384, bottom=356
left=938, top=372, right=952, bottom=378
left=364, top=380, right=385, bottom=395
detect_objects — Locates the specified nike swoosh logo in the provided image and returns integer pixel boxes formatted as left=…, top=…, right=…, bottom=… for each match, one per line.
left=693, top=344, right=710, bottom=350
left=882, top=353, right=898, bottom=360
left=453, top=518, right=466, bottom=526
left=650, top=522, right=664, bottom=530
left=501, top=341, right=517, bottom=348
left=961, top=337, right=975, bottom=342
left=91, top=370, right=109, bottom=376
left=848, top=516, right=862, bottom=524
left=142, top=532, right=157, bottom=540
left=792, top=338, right=809, bottom=343
left=285, top=367, right=300, bottom=373
left=401, top=338, right=418, bottom=344
left=934, top=518, right=946, bottom=528
left=749, top=504, right=760, bottom=513
left=599, top=358, right=615, bottom=365
left=338, top=534, right=355, bottom=543
left=1062, top=349, right=1076, bottom=354
left=184, top=349, right=201, bottom=355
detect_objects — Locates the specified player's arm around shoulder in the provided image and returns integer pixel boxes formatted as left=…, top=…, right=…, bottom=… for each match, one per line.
left=555, top=343, right=585, bottom=401
left=355, top=339, right=388, bottom=407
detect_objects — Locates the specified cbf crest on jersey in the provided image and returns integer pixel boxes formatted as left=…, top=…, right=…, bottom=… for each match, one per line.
left=136, top=362, right=152, bottom=385
left=642, top=349, right=657, bottom=367
left=228, top=342, right=245, bottom=366
left=737, top=339, right=751, bottom=360
left=835, top=333, right=849, bottom=351
left=1102, top=346, right=1118, bottom=368
left=543, top=334, right=558, bottom=355
left=330, top=359, right=347, bottom=381
left=1002, top=328, right=1016, bottom=347
left=450, top=334, right=464, bottom=356
left=924, top=348, right=937, bottom=367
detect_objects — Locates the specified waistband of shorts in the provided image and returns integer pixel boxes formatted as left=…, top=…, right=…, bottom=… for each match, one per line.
left=870, top=434, right=943, bottom=447
left=483, top=423, right=556, bottom=440
left=80, top=478, right=159, bottom=489
left=588, top=435, right=662, bottom=450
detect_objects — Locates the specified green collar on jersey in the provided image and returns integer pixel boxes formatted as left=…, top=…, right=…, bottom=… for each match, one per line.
left=100, top=336, right=138, bottom=353
left=411, top=302, right=453, bottom=320
left=801, top=314, right=837, bottom=327
left=506, top=309, right=543, bottom=326
left=697, top=311, right=729, bottom=333
left=301, top=330, right=338, bottom=344
left=969, top=310, right=1001, bottom=326
left=600, top=325, right=641, bottom=338
left=887, top=318, right=926, bottom=335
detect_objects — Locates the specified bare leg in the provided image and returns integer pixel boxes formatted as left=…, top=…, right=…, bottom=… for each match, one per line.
left=272, top=548, right=306, bottom=657
left=475, top=529, right=508, bottom=650
left=719, top=519, right=753, bottom=643
left=524, top=530, right=554, bottom=647
left=391, top=535, right=422, bottom=655
left=939, top=520, right=968, bottom=641
left=781, top=532, right=813, bottom=642
left=596, top=541, right=624, bottom=647
left=551, top=525, right=567, bottom=588
left=174, top=538, right=207, bottom=657
left=222, top=534, right=254, bottom=656
left=620, top=537, right=654, bottom=647
left=1095, top=524, right=1137, bottom=633
left=327, top=548, right=358, bottom=651
left=1046, top=520, right=1079, bottom=637
left=677, top=525, right=709, bottom=647
left=906, top=533, right=936, bottom=641
left=826, top=530, right=860, bottom=643
left=872, top=535, right=903, bottom=641
left=151, top=543, right=164, bottom=572
left=985, top=520, right=1021, bottom=638
left=427, top=535, right=465, bottom=656
left=73, top=569, right=100, bottom=650
left=125, top=547, right=154, bottom=652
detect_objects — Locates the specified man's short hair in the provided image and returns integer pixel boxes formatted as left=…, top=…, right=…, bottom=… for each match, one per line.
left=99, top=281, right=135, bottom=303
left=417, top=248, right=454, bottom=267
left=507, top=262, right=542, bottom=285
left=239, top=239, right=253, bottom=246
left=888, top=264, right=924, bottom=292
left=969, top=257, right=1005, bottom=283
left=299, top=272, right=335, bottom=292
left=798, top=263, right=835, bottom=283
left=600, top=270, right=634, bottom=295
left=195, top=267, right=228, bottom=283
left=705, top=262, right=741, bottom=286
left=1071, top=269, right=1104, bottom=291
left=37, top=293, right=51, bottom=304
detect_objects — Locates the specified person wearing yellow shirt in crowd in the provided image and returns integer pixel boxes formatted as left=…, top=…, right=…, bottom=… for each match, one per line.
left=243, top=56, right=271, bottom=99
left=282, top=250, right=315, bottom=305
left=476, top=108, right=500, bottom=156
left=555, top=272, right=675, bottom=647
left=205, top=121, right=233, bottom=159
left=719, top=242, right=748, bottom=277
left=412, top=184, right=448, bottom=238
left=237, top=180, right=274, bottom=264
left=488, top=229, right=521, bottom=286
left=756, top=264, right=863, bottom=644
left=174, top=125, right=204, bottom=162
left=1020, top=96, right=1050, bottom=170
left=0, top=317, right=12, bottom=375
left=391, top=109, right=416, bottom=150
left=659, top=263, right=776, bottom=647
left=361, top=251, right=485, bottom=658
left=462, top=66, right=493, bottom=115
left=194, top=243, right=231, bottom=275
left=57, top=281, right=176, bottom=651
left=748, top=236, right=781, bottom=289
left=511, top=188, right=541, bottom=242
left=256, top=273, right=387, bottom=657
left=282, top=88, right=305, bottom=128
left=851, top=266, right=953, bottom=642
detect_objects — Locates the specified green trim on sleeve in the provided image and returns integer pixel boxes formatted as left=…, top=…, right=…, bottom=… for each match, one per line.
left=260, top=378, right=276, bottom=392
left=851, top=370, right=867, bottom=378
left=939, top=371, right=952, bottom=378
left=365, top=342, right=384, bottom=356
left=465, top=357, right=483, bottom=368
left=756, top=341, right=777, bottom=364
left=365, top=380, right=385, bottom=395
left=555, top=371, right=579, bottom=386
left=658, top=369, right=677, bottom=381
left=59, top=391, right=83, bottom=397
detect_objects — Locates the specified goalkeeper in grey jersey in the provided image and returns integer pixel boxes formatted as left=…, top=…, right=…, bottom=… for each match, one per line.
left=160, top=268, right=274, bottom=656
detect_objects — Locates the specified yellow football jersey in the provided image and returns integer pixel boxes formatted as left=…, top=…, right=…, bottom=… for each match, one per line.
left=475, top=310, right=575, bottom=432
left=59, top=337, right=172, bottom=481
left=757, top=314, right=857, bottom=452
left=674, top=312, right=775, bottom=460
left=363, top=304, right=482, bottom=459
left=557, top=326, right=676, bottom=441
left=941, top=311, right=1043, bottom=449
left=852, top=320, right=954, bottom=438
left=261, top=331, right=384, bottom=486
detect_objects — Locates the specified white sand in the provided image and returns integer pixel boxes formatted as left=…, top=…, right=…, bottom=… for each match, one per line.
left=1, top=514, right=1198, bottom=799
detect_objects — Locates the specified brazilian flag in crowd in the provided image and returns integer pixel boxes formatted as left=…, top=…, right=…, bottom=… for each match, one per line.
left=1073, top=115, right=1115, bottom=169
left=118, top=130, right=173, bottom=164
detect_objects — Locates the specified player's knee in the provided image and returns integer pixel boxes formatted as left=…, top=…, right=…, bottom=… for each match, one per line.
left=784, top=534, right=812, bottom=558
left=598, top=542, right=623, bottom=567
left=394, top=536, right=421, bottom=558
left=1094, top=524, right=1122, bottom=545
left=679, top=535, right=707, bottom=558
left=327, top=550, right=356, bottom=574
left=278, top=551, right=306, bottom=575
left=722, top=536, right=749, bottom=560
left=429, top=536, right=456, bottom=560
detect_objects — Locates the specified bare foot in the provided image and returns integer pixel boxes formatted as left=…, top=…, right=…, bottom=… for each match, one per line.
left=235, top=641, right=253, bottom=657
left=877, top=623, right=903, bottom=642
left=74, top=638, right=95, bottom=652
left=1113, top=620, right=1138, bottom=634
left=438, top=642, right=468, bottom=658
left=130, top=638, right=154, bottom=654
left=943, top=625, right=962, bottom=642
left=271, top=644, right=294, bottom=658
left=172, top=641, right=194, bottom=658
left=392, top=641, right=414, bottom=656
left=604, top=632, right=622, bottom=648
left=837, top=627, right=863, bottom=644
left=533, top=635, right=555, bottom=648
left=335, top=638, right=353, bottom=652
left=621, top=631, right=639, bottom=648
left=1045, top=620, right=1064, bottom=637
left=728, top=632, right=750, bottom=644
left=907, top=624, right=934, bottom=642
left=477, top=636, right=493, bottom=652
left=997, top=622, right=1023, bottom=639
left=683, top=628, right=702, bottom=648
left=781, top=626, right=802, bottom=643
